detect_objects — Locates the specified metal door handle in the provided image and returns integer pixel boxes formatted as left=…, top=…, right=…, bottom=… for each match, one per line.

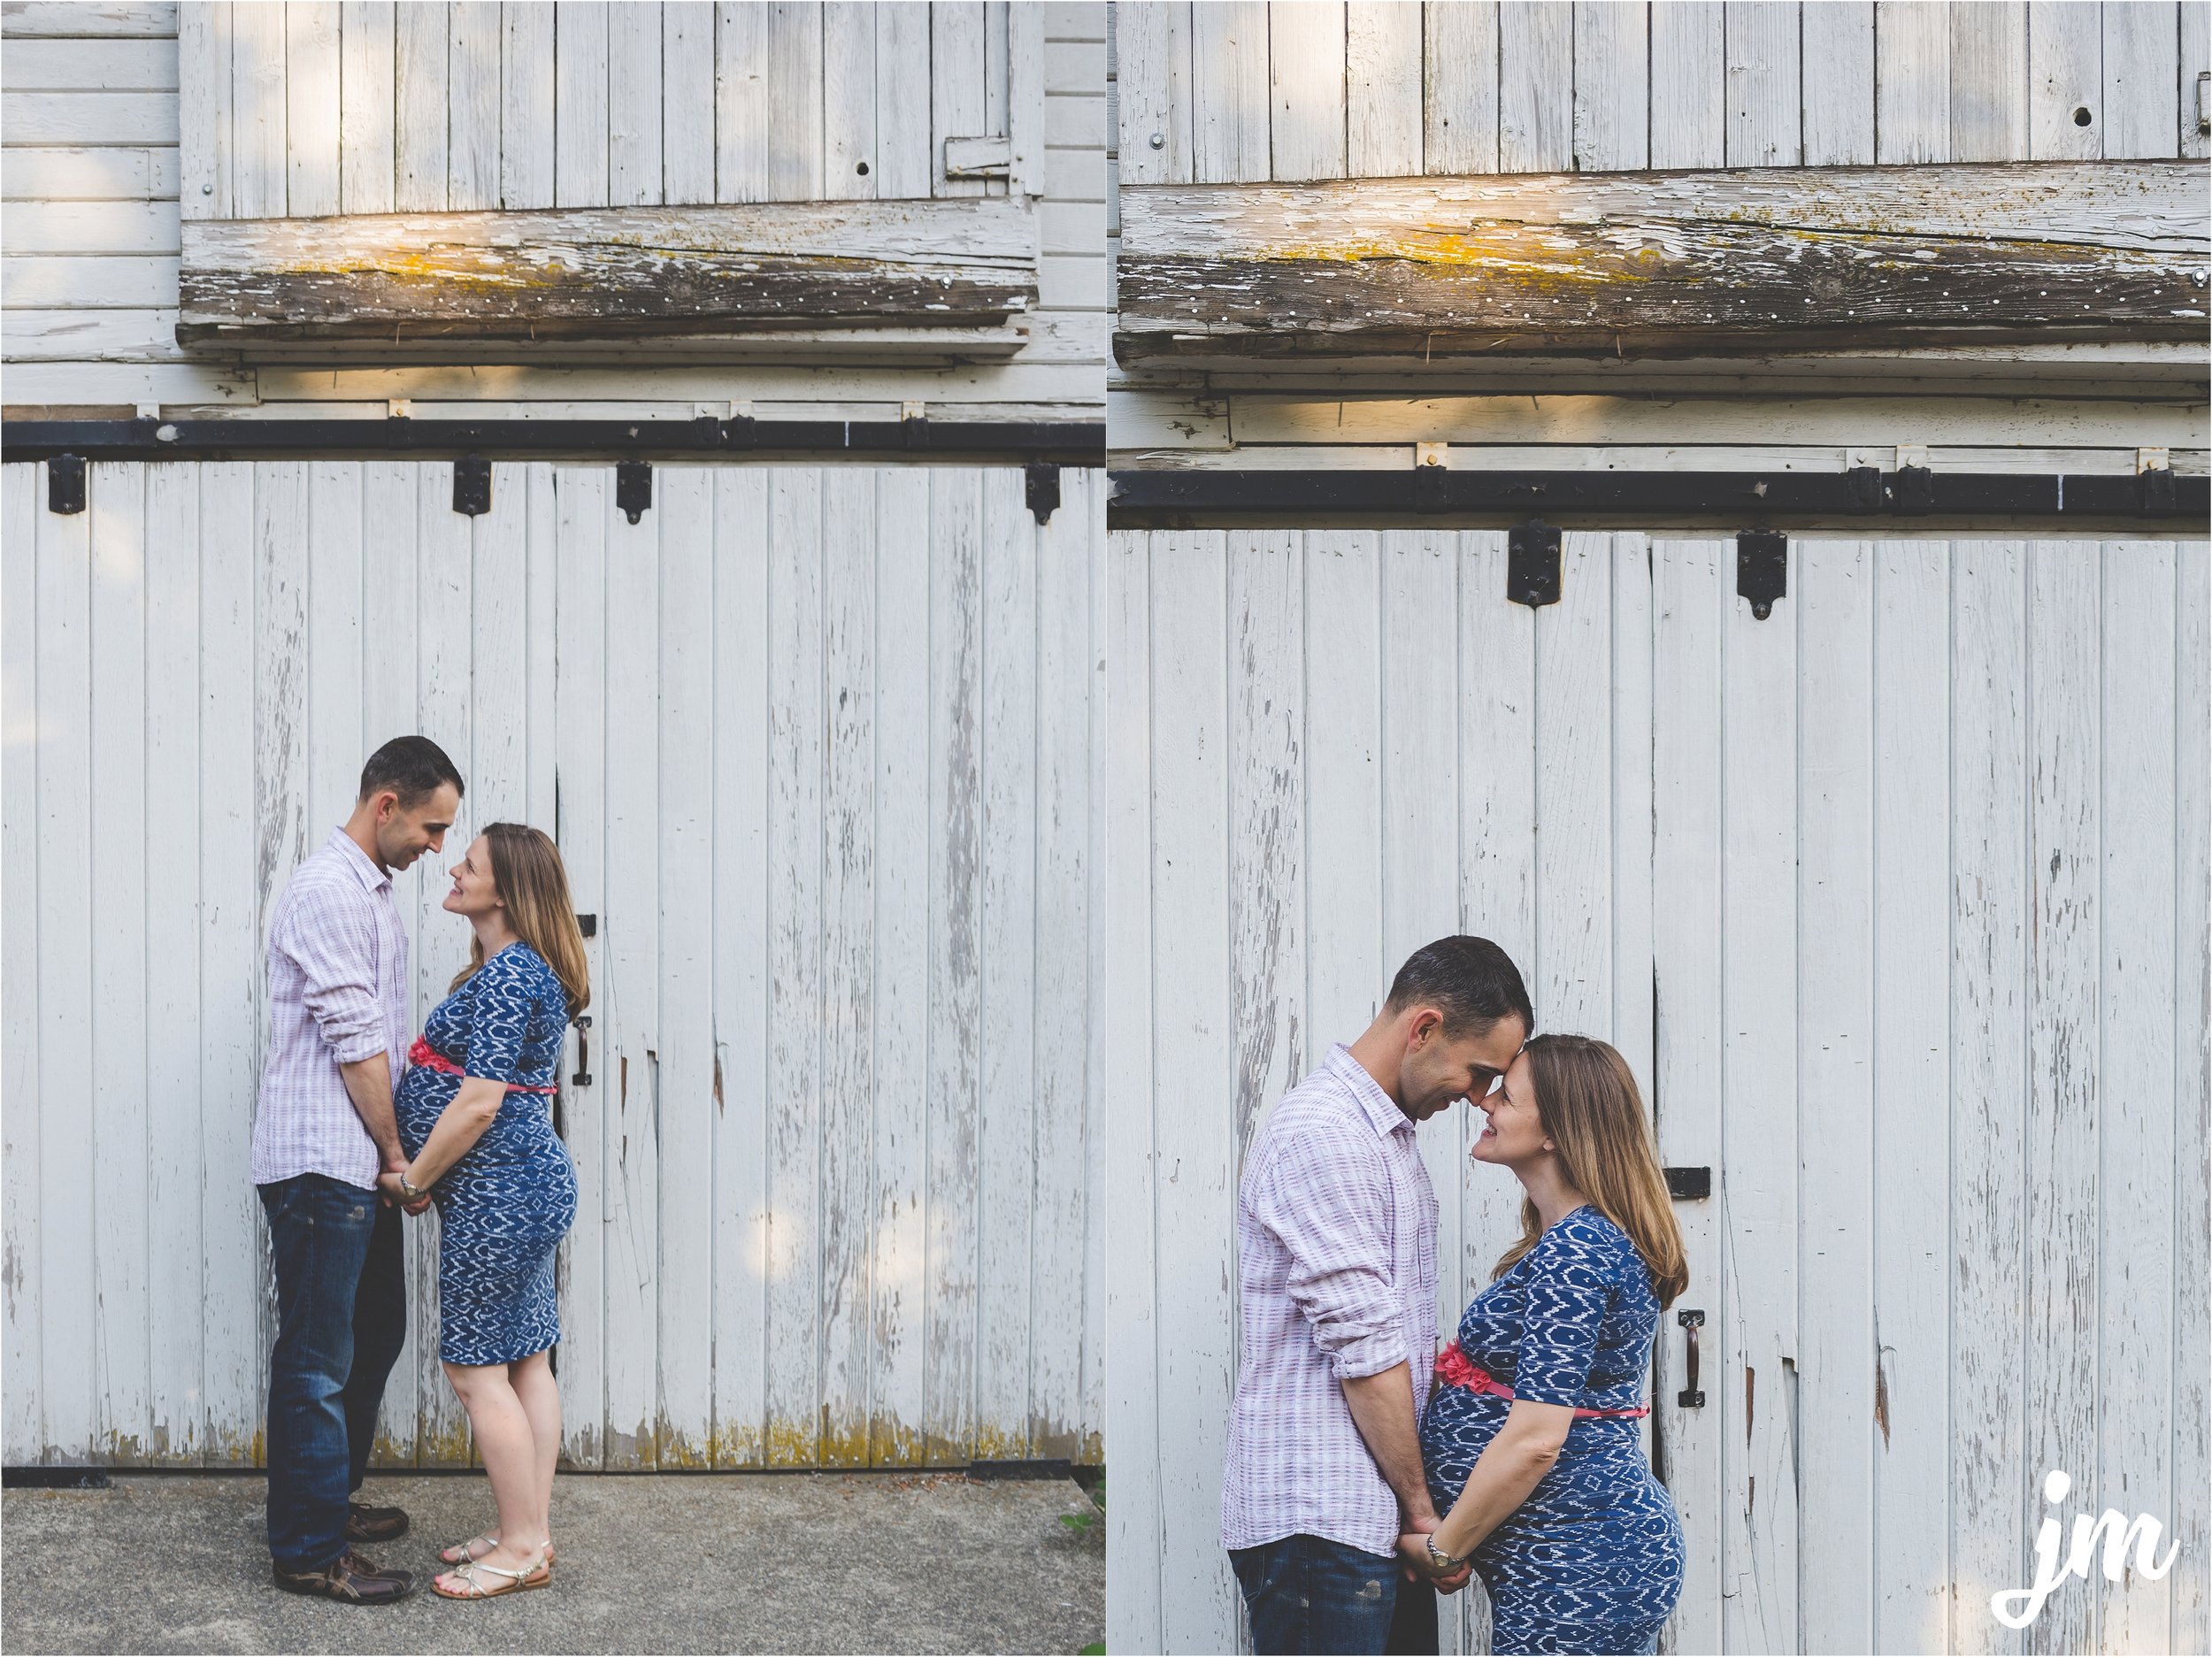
left=1677, top=1309, right=1705, bottom=1408
left=571, top=1014, right=593, bottom=1087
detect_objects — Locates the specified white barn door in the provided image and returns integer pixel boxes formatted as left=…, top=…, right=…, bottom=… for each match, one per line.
left=0, top=458, right=1104, bottom=1474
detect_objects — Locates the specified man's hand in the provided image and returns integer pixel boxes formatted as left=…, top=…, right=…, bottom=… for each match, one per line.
left=1398, top=1519, right=1473, bottom=1593
left=377, top=1170, right=432, bottom=1216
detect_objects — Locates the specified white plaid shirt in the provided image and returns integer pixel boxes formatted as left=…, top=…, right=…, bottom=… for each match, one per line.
left=1221, top=1044, right=1440, bottom=1558
left=250, top=828, right=411, bottom=1190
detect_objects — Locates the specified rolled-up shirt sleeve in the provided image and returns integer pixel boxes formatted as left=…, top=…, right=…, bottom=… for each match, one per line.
left=279, top=885, right=388, bottom=1064
left=1250, top=1127, right=1406, bottom=1380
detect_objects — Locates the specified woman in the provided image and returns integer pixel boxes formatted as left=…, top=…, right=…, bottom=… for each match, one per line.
left=1410, top=1034, right=1686, bottom=1656
left=388, top=822, right=588, bottom=1601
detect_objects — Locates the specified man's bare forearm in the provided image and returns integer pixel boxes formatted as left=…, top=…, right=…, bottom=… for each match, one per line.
left=1341, top=1361, right=1437, bottom=1527
left=338, top=1053, right=406, bottom=1171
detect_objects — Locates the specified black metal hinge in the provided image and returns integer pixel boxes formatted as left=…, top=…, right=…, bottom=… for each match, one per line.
left=1025, top=462, right=1061, bottom=525
left=47, top=454, right=86, bottom=514
left=1737, top=529, right=1787, bottom=620
left=615, top=460, right=652, bottom=524
left=452, top=454, right=492, bottom=517
left=1506, top=518, right=1562, bottom=608
left=1664, top=1165, right=1712, bottom=1201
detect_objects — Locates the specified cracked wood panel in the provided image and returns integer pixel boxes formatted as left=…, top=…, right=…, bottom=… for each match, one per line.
left=1117, top=2, right=2201, bottom=182
left=0, top=460, right=1101, bottom=1472
left=1116, top=161, right=2211, bottom=360
left=175, top=198, right=1040, bottom=347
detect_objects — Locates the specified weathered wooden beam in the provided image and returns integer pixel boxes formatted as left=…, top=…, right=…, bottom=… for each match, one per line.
left=1117, top=161, right=2210, bottom=361
left=178, top=197, right=1039, bottom=345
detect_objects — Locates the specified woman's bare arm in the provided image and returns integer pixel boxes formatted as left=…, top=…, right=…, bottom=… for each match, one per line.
left=403, top=1076, right=510, bottom=1188
left=1403, top=1399, right=1574, bottom=1570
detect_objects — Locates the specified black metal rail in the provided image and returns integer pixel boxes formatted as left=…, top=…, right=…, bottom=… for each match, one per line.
left=1, top=416, right=1105, bottom=464
left=1109, top=465, right=2207, bottom=522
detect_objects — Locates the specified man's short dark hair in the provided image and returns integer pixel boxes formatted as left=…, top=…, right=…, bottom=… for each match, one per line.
left=1384, top=936, right=1534, bottom=1039
left=359, top=736, right=465, bottom=809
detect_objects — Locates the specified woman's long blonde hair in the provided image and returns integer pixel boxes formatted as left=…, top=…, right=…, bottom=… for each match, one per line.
left=1490, top=1033, right=1686, bottom=1308
left=448, top=822, right=591, bottom=1016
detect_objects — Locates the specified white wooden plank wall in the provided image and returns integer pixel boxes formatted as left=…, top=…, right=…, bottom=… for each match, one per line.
left=1104, top=528, right=2211, bottom=1656
left=0, top=458, right=1105, bottom=1472
left=3, top=3, right=1106, bottom=418
left=1114, top=1, right=2207, bottom=182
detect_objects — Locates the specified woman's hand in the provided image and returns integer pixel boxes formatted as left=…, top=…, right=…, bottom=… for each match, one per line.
left=1396, top=1530, right=1473, bottom=1592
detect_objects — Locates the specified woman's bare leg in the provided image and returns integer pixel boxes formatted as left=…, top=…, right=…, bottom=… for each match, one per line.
left=442, top=1361, right=550, bottom=1582
left=508, top=1349, right=561, bottom=1546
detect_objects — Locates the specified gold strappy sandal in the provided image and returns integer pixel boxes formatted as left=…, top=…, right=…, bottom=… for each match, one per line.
left=440, top=1533, right=557, bottom=1572
left=432, top=1547, right=551, bottom=1599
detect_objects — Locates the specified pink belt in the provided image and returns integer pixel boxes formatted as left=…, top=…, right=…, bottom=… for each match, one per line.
left=408, top=1037, right=557, bottom=1095
left=1434, top=1340, right=1651, bottom=1419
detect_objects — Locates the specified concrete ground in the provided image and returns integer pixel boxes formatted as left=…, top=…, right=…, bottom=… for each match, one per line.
left=1, top=1470, right=1104, bottom=1655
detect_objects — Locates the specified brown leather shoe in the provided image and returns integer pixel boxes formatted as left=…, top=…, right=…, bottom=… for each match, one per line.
left=273, top=1549, right=418, bottom=1604
left=345, top=1500, right=411, bottom=1545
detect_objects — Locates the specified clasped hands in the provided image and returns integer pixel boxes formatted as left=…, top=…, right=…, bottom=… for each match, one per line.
left=1396, top=1511, right=1473, bottom=1593
left=377, top=1159, right=433, bottom=1216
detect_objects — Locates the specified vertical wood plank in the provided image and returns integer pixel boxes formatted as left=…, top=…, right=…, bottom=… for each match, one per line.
left=977, top=470, right=1039, bottom=1460
left=555, top=1, right=611, bottom=207
left=601, top=466, right=661, bottom=1469
left=1346, top=0, right=1421, bottom=177
left=1147, top=529, right=1239, bottom=1651
left=447, top=1, right=501, bottom=210
left=1118, top=0, right=1193, bottom=184
left=1304, top=531, right=1383, bottom=1047
left=179, top=2, right=230, bottom=219
left=710, top=467, right=770, bottom=1467
left=2097, top=537, right=2177, bottom=1656
left=986, top=0, right=1011, bottom=196
left=1949, top=540, right=2029, bottom=1657
left=770, top=1, right=826, bottom=202
left=1870, top=541, right=1954, bottom=1657
left=1191, top=1, right=1271, bottom=182
left=1536, top=534, right=1613, bottom=1037
left=1423, top=0, right=1499, bottom=173
left=230, top=0, right=288, bottom=218
left=339, top=4, right=396, bottom=222
left=285, top=3, right=342, bottom=217
left=2104, top=0, right=2183, bottom=157
left=1031, top=470, right=1098, bottom=1457
left=715, top=1, right=770, bottom=202
left=305, top=466, right=364, bottom=879
left=764, top=467, right=825, bottom=1469
left=1007, top=0, right=1044, bottom=196
left=1724, top=0, right=1801, bottom=164
left=467, top=466, right=526, bottom=825
left=1573, top=0, right=1650, bottom=170
left=874, top=0, right=933, bottom=199
left=394, top=0, right=448, bottom=211
left=87, top=464, right=150, bottom=1463
left=1718, top=518, right=1798, bottom=1654
left=357, top=463, right=419, bottom=1462
left=1793, top=541, right=1875, bottom=1656
left=926, top=468, right=985, bottom=1466
left=1649, top=538, right=1725, bottom=1656
left=933, top=0, right=988, bottom=199
left=2021, top=538, right=2100, bottom=1657
left=1103, top=525, right=1164, bottom=1653
left=1802, top=0, right=1877, bottom=163
left=871, top=469, right=932, bottom=1466
left=143, top=464, right=204, bottom=1464
left=1650, top=1, right=1726, bottom=167
left=1269, top=0, right=1347, bottom=181
left=656, top=466, right=715, bottom=1466
left=1500, top=0, right=1574, bottom=172
left=256, top=463, right=312, bottom=1095
left=2184, top=0, right=2210, bottom=159
left=2029, top=0, right=2103, bottom=158
left=551, top=465, right=608, bottom=1469
left=1948, top=0, right=2029, bottom=162
left=522, top=465, right=557, bottom=832
left=1876, top=0, right=1951, bottom=163
left=818, top=468, right=877, bottom=1469
left=197, top=463, right=261, bottom=1466
left=610, top=0, right=665, bottom=205
left=1609, top=537, right=1655, bottom=1117
left=501, top=1, right=557, bottom=209
left=822, top=0, right=876, bottom=201
left=663, top=2, right=718, bottom=203
left=2170, top=540, right=2211, bottom=1654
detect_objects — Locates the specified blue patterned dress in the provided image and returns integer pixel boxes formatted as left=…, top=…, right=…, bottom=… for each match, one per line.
left=395, top=942, right=576, bottom=1367
left=1419, top=1206, right=1684, bottom=1656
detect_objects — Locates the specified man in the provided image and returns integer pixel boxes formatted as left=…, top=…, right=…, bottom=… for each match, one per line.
left=252, top=736, right=464, bottom=1603
left=1222, top=936, right=1534, bottom=1655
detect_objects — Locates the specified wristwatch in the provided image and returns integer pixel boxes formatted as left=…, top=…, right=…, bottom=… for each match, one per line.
left=1425, top=1534, right=1468, bottom=1572
left=397, top=1170, right=429, bottom=1202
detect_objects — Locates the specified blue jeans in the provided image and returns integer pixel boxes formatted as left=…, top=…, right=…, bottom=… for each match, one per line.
left=1230, top=1535, right=1404, bottom=1655
left=258, top=1173, right=406, bottom=1572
